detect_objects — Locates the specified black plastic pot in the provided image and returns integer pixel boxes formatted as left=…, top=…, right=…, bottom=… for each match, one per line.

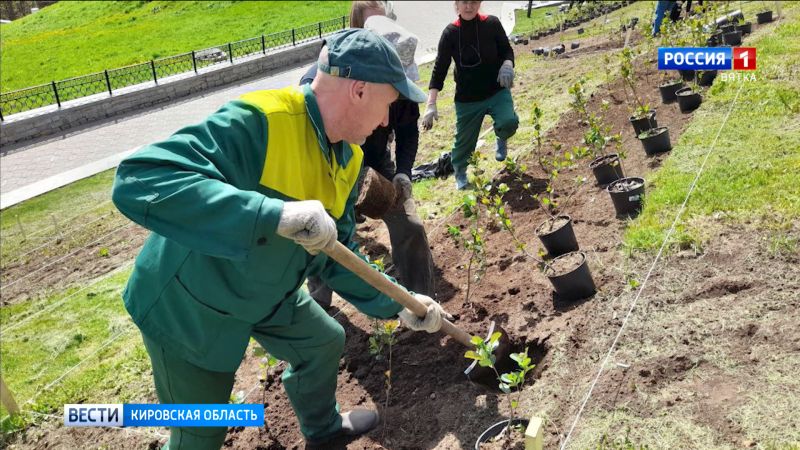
left=638, top=127, right=671, bottom=155
left=571, top=42, right=580, bottom=50
left=757, top=10, right=773, bottom=24
left=607, top=177, right=645, bottom=218
left=629, top=110, right=657, bottom=136
left=577, top=28, right=585, bottom=34
left=707, top=32, right=722, bottom=47
left=590, top=154, right=624, bottom=185
left=720, top=23, right=736, bottom=34
left=723, top=30, right=742, bottom=46
left=552, top=44, right=566, bottom=55
left=475, top=419, right=529, bottom=450
left=546, top=251, right=597, bottom=301
left=676, top=87, right=702, bottom=113
left=736, top=21, right=752, bottom=34
left=698, top=70, right=717, bottom=87
left=659, top=79, right=684, bottom=103
left=679, top=69, right=695, bottom=82
left=536, top=215, right=579, bottom=257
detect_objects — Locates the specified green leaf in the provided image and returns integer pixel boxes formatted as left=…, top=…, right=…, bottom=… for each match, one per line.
left=464, top=350, right=481, bottom=361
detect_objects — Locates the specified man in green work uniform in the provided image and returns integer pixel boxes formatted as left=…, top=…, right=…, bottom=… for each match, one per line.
left=112, top=29, right=450, bottom=449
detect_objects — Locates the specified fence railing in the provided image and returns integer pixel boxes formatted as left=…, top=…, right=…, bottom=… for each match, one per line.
left=0, top=15, right=348, bottom=121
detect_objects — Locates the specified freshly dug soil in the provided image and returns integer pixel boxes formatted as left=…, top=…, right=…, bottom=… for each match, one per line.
left=608, top=178, right=644, bottom=193
left=535, top=216, right=570, bottom=236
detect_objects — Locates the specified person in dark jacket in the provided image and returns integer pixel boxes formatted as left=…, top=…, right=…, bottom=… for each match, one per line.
left=300, top=0, right=435, bottom=308
left=421, top=0, right=519, bottom=189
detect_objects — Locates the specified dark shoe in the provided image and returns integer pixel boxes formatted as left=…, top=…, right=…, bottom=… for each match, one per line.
left=305, top=409, right=380, bottom=447
left=495, top=137, right=508, bottom=161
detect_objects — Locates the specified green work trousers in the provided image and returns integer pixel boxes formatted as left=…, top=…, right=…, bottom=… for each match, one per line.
left=143, top=292, right=345, bottom=450
left=451, top=88, right=519, bottom=171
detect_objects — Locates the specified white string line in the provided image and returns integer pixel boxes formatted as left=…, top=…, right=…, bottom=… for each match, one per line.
left=3, top=261, right=134, bottom=333
left=2, top=199, right=113, bottom=242
left=23, top=326, right=136, bottom=408
left=1, top=222, right=134, bottom=290
left=2, top=211, right=117, bottom=268
left=560, top=81, right=745, bottom=450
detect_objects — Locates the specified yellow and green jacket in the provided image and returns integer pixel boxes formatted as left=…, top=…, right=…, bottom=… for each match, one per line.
left=112, top=84, right=403, bottom=372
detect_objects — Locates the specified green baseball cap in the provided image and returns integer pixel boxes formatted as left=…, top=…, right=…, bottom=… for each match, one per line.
left=319, top=28, right=426, bottom=103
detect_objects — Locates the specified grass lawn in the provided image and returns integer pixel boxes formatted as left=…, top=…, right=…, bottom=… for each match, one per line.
left=0, top=1, right=349, bottom=92
left=512, top=3, right=560, bottom=36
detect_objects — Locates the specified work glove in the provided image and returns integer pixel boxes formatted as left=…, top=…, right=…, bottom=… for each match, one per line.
left=421, top=103, right=438, bottom=131
left=392, top=173, right=412, bottom=204
left=398, top=294, right=453, bottom=333
left=276, top=200, right=337, bottom=254
left=497, top=60, right=515, bottom=89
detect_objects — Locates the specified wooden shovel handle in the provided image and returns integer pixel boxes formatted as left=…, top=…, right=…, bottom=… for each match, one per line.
left=323, top=240, right=474, bottom=347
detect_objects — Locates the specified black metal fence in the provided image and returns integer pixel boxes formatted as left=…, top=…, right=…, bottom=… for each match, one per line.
left=0, top=16, right=348, bottom=121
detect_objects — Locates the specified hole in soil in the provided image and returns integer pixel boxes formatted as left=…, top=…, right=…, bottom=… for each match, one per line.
left=466, top=336, right=549, bottom=391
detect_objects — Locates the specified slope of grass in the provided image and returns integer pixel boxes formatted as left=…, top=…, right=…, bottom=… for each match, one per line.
left=0, top=268, right=153, bottom=432
left=512, top=4, right=560, bottom=36
left=0, top=170, right=118, bottom=261
left=0, top=1, right=349, bottom=92
left=623, top=5, right=800, bottom=253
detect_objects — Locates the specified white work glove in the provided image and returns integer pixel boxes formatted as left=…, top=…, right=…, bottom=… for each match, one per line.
left=421, top=103, right=438, bottom=131
left=398, top=294, right=453, bottom=333
left=497, top=60, right=515, bottom=88
left=276, top=200, right=337, bottom=253
left=393, top=173, right=412, bottom=204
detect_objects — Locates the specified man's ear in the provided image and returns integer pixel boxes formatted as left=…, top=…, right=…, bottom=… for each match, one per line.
left=350, top=80, right=367, bottom=102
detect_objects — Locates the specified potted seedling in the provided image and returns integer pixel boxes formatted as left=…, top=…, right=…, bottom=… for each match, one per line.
left=569, top=79, right=625, bottom=185
left=735, top=16, right=752, bottom=35
left=509, top=102, right=585, bottom=257
left=606, top=176, right=646, bottom=218
left=656, top=20, right=685, bottom=103
left=676, top=14, right=710, bottom=113
left=620, top=48, right=658, bottom=136
left=722, top=27, right=742, bottom=45
left=756, top=3, right=773, bottom=24
left=467, top=334, right=535, bottom=449
left=545, top=249, right=597, bottom=300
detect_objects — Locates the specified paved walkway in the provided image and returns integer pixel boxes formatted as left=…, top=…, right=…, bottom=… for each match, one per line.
left=0, top=1, right=530, bottom=209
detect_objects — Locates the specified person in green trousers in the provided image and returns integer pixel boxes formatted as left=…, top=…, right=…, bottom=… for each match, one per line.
left=112, top=29, right=451, bottom=449
left=421, top=0, right=519, bottom=190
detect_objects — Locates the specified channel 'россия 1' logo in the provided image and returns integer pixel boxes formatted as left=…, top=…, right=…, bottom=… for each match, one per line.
left=659, top=47, right=756, bottom=71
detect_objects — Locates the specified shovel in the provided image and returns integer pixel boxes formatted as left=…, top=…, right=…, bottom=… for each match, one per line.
left=323, top=240, right=512, bottom=382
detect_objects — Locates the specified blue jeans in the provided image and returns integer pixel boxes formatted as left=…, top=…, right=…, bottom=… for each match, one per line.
left=653, top=0, right=676, bottom=36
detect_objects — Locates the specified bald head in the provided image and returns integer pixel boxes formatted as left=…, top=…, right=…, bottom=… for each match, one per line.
left=311, top=46, right=399, bottom=145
